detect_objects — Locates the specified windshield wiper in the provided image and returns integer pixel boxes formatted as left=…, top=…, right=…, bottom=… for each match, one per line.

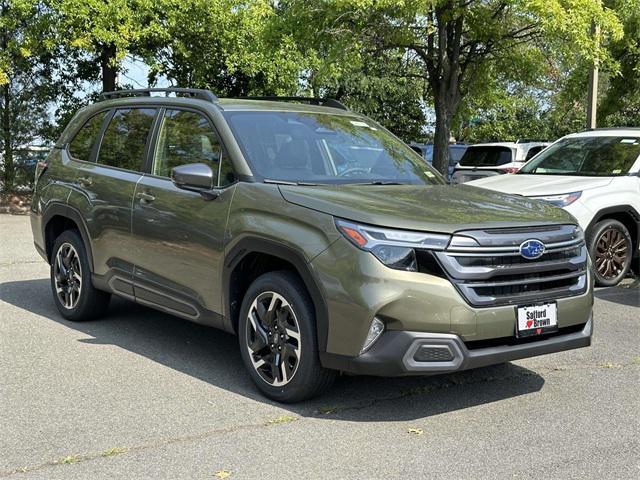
left=352, top=181, right=408, bottom=185
left=263, top=179, right=319, bottom=186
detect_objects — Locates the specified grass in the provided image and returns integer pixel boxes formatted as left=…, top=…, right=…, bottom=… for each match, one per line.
left=101, top=447, right=128, bottom=457
left=213, top=469, right=232, bottom=478
left=267, top=415, right=298, bottom=425
left=598, top=362, right=623, bottom=369
left=317, top=405, right=343, bottom=414
left=54, top=455, right=81, bottom=465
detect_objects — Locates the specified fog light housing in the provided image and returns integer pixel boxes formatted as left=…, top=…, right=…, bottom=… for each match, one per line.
left=361, top=317, right=385, bottom=354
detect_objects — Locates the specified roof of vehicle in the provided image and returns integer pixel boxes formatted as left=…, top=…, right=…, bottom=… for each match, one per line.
left=94, top=89, right=355, bottom=116
left=215, top=98, right=353, bottom=115
left=468, top=142, right=518, bottom=148
left=566, top=128, right=640, bottom=138
left=469, top=141, right=549, bottom=149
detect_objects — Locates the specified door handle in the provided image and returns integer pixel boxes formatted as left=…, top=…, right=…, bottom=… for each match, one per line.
left=78, top=176, right=92, bottom=187
left=137, top=191, right=156, bottom=203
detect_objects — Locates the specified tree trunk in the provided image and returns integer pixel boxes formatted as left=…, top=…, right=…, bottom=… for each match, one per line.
left=432, top=94, right=451, bottom=176
left=2, top=82, right=14, bottom=192
left=100, top=44, right=118, bottom=92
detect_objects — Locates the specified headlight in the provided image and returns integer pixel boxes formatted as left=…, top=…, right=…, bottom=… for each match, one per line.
left=532, top=191, right=582, bottom=207
left=335, top=219, right=450, bottom=271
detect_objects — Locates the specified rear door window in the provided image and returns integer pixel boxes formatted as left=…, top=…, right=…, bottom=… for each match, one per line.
left=68, top=111, right=108, bottom=162
left=97, top=108, right=156, bottom=171
left=459, top=147, right=513, bottom=167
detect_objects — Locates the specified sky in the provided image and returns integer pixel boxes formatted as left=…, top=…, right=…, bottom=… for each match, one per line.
left=119, top=57, right=170, bottom=89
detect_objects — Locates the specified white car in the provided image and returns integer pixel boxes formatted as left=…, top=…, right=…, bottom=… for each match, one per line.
left=451, top=141, right=548, bottom=184
left=468, top=129, right=640, bottom=286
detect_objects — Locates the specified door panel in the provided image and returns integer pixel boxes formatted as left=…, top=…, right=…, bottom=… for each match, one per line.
left=131, top=177, right=234, bottom=326
left=131, top=107, right=234, bottom=327
left=67, top=162, right=142, bottom=289
left=66, top=107, right=156, bottom=286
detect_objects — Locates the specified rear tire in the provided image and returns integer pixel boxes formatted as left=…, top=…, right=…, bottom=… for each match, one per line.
left=587, top=219, right=633, bottom=287
left=50, top=229, right=111, bottom=321
left=238, top=271, right=335, bottom=402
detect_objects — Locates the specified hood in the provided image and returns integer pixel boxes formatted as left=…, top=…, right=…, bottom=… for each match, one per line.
left=278, top=184, right=576, bottom=234
left=468, top=174, right=613, bottom=195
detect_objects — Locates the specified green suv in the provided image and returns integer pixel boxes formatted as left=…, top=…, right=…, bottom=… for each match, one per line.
left=30, top=88, right=593, bottom=402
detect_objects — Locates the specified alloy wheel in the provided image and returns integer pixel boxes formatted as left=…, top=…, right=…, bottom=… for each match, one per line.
left=53, top=243, right=82, bottom=309
left=594, top=227, right=629, bottom=280
left=245, top=291, right=302, bottom=387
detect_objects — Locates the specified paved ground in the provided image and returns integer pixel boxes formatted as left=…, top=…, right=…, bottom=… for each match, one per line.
left=0, top=214, right=638, bottom=480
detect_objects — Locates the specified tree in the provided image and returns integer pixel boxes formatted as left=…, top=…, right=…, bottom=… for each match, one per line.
left=53, top=0, right=161, bottom=92
left=285, top=0, right=622, bottom=174
left=147, top=0, right=305, bottom=95
left=309, top=51, right=428, bottom=141
left=0, top=0, right=59, bottom=191
left=599, top=0, right=640, bottom=126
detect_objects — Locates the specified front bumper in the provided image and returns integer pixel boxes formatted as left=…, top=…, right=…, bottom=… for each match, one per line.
left=320, top=314, right=592, bottom=376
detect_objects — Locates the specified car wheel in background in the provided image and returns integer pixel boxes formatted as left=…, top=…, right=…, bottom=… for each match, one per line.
left=588, top=219, right=633, bottom=287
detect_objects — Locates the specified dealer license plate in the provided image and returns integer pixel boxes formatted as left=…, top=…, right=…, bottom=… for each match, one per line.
left=516, top=302, right=558, bottom=337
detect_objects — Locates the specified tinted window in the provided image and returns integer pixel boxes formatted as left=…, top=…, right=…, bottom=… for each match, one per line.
left=219, top=156, right=236, bottom=187
left=524, top=145, right=545, bottom=161
left=520, top=136, right=640, bottom=176
left=68, top=112, right=108, bottom=162
left=449, top=146, right=467, bottom=164
left=224, top=111, right=443, bottom=185
left=97, top=108, right=155, bottom=171
left=459, top=146, right=513, bottom=167
left=153, top=109, right=223, bottom=182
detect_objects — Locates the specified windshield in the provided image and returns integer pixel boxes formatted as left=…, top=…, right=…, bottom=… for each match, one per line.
left=224, top=111, right=444, bottom=185
left=458, top=146, right=513, bottom=167
left=519, top=136, right=640, bottom=176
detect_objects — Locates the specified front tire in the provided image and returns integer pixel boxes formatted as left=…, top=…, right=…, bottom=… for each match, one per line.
left=588, top=219, right=633, bottom=287
left=238, top=271, right=335, bottom=402
left=50, top=229, right=111, bottom=321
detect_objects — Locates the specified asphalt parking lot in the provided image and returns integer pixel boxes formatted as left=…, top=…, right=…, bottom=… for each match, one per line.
left=1, top=214, right=638, bottom=480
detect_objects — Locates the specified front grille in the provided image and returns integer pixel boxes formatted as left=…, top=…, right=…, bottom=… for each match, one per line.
left=434, top=224, right=588, bottom=307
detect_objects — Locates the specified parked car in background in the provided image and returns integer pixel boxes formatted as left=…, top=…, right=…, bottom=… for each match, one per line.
left=0, top=145, right=50, bottom=191
left=410, top=142, right=468, bottom=181
left=469, top=129, right=640, bottom=286
left=30, top=88, right=593, bottom=402
left=451, top=140, right=548, bottom=184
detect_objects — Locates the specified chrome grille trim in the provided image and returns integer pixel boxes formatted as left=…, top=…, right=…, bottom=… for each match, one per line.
left=446, top=237, right=584, bottom=253
left=437, top=224, right=588, bottom=307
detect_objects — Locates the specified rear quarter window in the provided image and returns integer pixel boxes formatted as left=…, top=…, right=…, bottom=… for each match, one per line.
left=459, top=146, right=514, bottom=167
left=68, top=112, right=108, bottom=162
left=97, top=108, right=156, bottom=171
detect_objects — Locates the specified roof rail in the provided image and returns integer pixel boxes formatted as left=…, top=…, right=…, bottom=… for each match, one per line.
left=234, top=96, right=349, bottom=111
left=98, top=88, right=218, bottom=103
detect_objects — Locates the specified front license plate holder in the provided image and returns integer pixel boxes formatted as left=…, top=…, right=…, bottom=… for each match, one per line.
left=516, top=302, right=558, bottom=338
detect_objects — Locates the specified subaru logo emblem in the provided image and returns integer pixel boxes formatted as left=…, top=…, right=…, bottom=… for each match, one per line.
left=519, top=239, right=545, bottom=259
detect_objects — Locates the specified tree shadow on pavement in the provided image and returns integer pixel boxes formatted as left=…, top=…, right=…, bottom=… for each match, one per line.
left=0, top=277, right=545, bottom=422
left=594, top=284, right=639, bottom=308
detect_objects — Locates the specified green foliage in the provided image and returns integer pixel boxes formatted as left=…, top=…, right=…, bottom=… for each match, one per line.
left=0, top=0, right=61, bottom=191
left=52, top=0, right=161, bottom=82
left=599, top=0, right=640, bottom=127
left=1, top=0, right=639, bottom=189
left=148, top=0, right=305, bottom=95
left=280, top=0, right=623, bottom=173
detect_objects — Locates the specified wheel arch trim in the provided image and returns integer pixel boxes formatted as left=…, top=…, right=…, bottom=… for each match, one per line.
left=587, top=205, right=640, bottom=248
left=222, top=236, right=330, bottom=352
left=42, top=202, right=95, bottom=272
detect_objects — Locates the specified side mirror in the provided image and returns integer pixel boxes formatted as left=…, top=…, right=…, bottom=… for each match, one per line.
left=171, top=163, right=215, bottom=191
